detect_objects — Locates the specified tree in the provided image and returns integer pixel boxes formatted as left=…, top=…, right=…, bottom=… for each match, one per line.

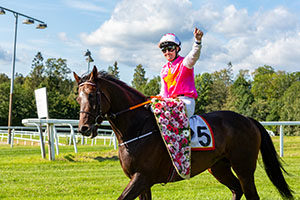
left=108, top=61, right=120, bottom=79
left=131, top=64, right=148, bottom=93
left=24, top=52, right=45, bottom=89
left=251, top=65, right=292, bottom=121
left=0, top=73, right=9, bottom=83
left=43, top=58, right=72, bottom=95
left=194, top=73, right=213, bottom=114
left=205, top=66, right=233, bottom=112
left=225, top=70, right=254, bottom=116
left=251, top=65, right=275, bottom=100
left=0, top=82, right=10, bottom=125
left=143, top=76, right=160, bottom=96
left=280, top=81, right=300, bottom=135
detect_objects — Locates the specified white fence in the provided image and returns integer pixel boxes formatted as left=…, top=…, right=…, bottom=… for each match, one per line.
left=0, top=119, right=116, bottom=160
left=260, top=121, right=300, bottom=157
left=1, top=120, right=300, bottom=158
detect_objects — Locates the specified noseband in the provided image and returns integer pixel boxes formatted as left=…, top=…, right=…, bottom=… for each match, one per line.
left=79, top=81, right=110, bottom=126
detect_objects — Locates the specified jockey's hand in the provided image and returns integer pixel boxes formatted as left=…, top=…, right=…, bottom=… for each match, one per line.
left=194, top=27, right=203, bottom=42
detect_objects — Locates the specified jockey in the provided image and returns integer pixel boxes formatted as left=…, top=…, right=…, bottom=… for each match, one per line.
left=158, top=27, right=203, bottom=117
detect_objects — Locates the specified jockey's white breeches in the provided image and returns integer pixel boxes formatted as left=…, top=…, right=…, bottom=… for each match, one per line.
left=177, top=96, right=195, bottom=118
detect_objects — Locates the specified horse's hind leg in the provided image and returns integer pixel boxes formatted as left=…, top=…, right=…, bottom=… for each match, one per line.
left=231, top=164, right=259, bottom=200
left=209, top=158, right=243, bottom=200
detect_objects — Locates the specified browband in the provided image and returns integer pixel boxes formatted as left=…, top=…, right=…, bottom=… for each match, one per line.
left=79, top=81, right=96, bottom=87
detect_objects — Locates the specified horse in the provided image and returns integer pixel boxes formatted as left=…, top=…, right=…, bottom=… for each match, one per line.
left=73, top=66, right=293, bottom=200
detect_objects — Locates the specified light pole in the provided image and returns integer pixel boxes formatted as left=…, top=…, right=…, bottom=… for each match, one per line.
left=0, top=6, right=47, bottom=144
left=84, top=49, right=94, bottom=73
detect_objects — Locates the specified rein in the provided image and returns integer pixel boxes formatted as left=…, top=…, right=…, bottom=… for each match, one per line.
left=79, top=81, right=155, bottom=123
left=110, top=99, right=152, bottom=118
left=79, top=81, right=159, bottom=146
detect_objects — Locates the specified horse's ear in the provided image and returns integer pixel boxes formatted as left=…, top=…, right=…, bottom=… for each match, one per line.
left=73, top=72, right=81, bottom=83
left=89, top=65, right=98, bottom=82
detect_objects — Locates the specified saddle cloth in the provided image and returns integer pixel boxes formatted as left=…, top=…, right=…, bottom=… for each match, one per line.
left=150, top=97, right=215, bottom=180
left=190, top=115, right=215, bottom=151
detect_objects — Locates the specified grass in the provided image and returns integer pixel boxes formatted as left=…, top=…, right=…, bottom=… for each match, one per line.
left=0, top=136, right=299, bottom=200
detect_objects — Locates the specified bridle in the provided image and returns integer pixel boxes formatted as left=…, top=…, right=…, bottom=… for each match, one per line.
left=79, top=81, right=153, bottom=126
left=78, top=80, right=158, bottom=146
left=79, top=81, right=110, bottom=126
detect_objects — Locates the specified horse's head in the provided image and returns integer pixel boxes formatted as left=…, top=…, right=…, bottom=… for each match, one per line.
left=73, top=66, right=110, bottom=138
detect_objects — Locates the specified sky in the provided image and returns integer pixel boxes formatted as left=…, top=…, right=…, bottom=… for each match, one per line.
left=0, top=0, right=300, bottom=84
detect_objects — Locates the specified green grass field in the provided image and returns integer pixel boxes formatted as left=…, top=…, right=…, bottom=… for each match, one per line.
left=0, top=136, right=299, bottom=200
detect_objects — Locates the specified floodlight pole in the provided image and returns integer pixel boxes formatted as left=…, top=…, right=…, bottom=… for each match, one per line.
left=0, top=6, right=47, bottom=144
left=7, top=13, right=18, bottom=145
left=84, top=49, right=94, bottom=73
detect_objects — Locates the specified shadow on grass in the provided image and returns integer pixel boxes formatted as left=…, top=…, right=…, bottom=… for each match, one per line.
left=94, top=156, right=119, bottom=162
left=63, top=154, right=119, bottom=162
left=64, top=154, right=75, bottom=162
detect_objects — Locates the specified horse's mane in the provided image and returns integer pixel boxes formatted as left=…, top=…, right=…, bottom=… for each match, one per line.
left=80, top=71, right=146, bottom=99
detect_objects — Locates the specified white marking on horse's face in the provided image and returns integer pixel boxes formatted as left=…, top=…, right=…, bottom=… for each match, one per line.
left=79, top=90, right=88, bottom=104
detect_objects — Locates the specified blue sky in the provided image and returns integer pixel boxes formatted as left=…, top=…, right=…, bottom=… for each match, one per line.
left=1, top=0, right=300, bottom=84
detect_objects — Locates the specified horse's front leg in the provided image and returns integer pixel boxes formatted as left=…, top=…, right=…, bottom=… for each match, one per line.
left=118, top=172, right=152, bottom=200
left=139, top=188, right=151, bottom=200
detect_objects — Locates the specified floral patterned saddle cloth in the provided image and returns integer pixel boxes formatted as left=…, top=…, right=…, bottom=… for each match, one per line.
left=150, top=97, right=215, bottom=179
left=151, top=97, right=191, bottom=179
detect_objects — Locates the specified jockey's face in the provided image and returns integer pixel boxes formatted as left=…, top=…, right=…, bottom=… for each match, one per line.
left=162, top=45, right=179, bottom=62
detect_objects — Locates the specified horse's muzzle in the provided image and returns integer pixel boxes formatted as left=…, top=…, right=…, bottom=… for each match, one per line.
left=78, top=125, right=98, bottom=138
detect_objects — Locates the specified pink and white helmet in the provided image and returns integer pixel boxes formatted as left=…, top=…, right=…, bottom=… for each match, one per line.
left=158, top=33, right=181, bottom=48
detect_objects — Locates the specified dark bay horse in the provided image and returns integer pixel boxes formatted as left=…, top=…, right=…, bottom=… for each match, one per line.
left=73, top=66, right=293, bottom=200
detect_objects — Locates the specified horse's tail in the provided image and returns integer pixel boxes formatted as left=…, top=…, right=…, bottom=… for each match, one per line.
left=250, top=118, right=294, bottom=199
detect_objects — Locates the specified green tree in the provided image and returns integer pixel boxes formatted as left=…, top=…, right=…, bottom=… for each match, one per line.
left=280, top=81, right=300, bottom=135
left=251, top=65, right=292, bottom=121
left=143, top=76, right=160, bottom=96
left=194, top=73, right=213, bottom=114
left=24, top=52, right=45, bottom=89
left=132, top=64, right=148, bottom=93
left=0, top=73, right=10, bottom=83
left=251, top=65, right=275, bottom=101
left=225, top=70, right=254, bottom=116
left=43, top=58, right=72, bottom=95
left=0, top=81, right=36, bottom=126
left=0, top=53, right=80, bottom=124
left=14, top=73, right=25, bottom=85
left=0, top=82, right=10, bottom=125
left=205, top=66, right=233, bottom=112
left=108, top=61, right=120, bottom=79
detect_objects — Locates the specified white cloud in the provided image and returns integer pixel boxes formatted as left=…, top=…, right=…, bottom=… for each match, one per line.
left=0, top=47, right=11, bottom=62
left=80, top=1, right=300, bottom=78
left=58, top=32, right=68, bottom=42
left=201, top=5, right=300, bottom=74
left=213, top=5, right=254, bottom=37
left=255, top=7, right=297, bottom=36
left=57, top=32, right=83, bottom=48
left=239, top=32, right=300, bottom=71
left=80, top=0, right=197, bottom=73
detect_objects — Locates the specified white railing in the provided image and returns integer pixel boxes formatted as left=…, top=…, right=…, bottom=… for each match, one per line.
left=0, top=119, right=117, bottom=160
left=2, top=120, right=299, bottom=158
left=260, top=121, right=300, bottom=157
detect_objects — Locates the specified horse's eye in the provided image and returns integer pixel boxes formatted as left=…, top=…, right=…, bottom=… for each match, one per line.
left=88, top=93, right=94, bottom=99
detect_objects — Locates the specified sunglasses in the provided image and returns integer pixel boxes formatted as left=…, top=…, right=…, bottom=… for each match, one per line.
left=161, top=45, right=176, bottom=53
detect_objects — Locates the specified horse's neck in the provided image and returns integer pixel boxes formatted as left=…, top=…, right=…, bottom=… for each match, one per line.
left=110, top=107, right=154, bottom=144
left=102, top=79, right=153, bottom=142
